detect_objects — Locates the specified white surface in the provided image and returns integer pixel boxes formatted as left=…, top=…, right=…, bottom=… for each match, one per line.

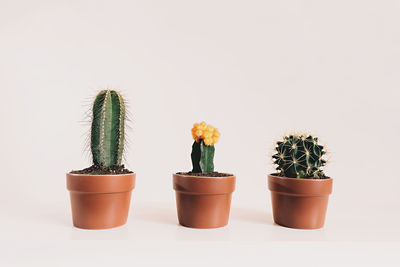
left=1, top=200, right=400, bottom=266
left=3, top=200, right=400, bottom=242
left=1, top=0, right=400, bottom=266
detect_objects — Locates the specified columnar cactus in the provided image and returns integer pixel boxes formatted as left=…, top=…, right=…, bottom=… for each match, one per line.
left=272, top=134, right=327, bottom=179
left=191, top=122, right=220, bottom=173
left=91, top=90, right=126, bottom=167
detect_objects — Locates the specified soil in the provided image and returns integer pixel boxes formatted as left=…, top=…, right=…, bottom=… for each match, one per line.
left=70, top=165, right=133, bottom=175
left=177, top=171, right=233, bottom=177
left=271, top=173, right=330, bottom=179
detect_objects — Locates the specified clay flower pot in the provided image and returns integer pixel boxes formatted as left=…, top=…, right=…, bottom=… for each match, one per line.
left=173, top=173, right=235, bottom=228
left=66, top=173, right=135, bottom=229
left=268, top=174, right=333, bottom=229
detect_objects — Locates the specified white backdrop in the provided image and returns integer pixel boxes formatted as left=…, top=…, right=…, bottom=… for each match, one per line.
left=1, top=0, right=399, bottom=266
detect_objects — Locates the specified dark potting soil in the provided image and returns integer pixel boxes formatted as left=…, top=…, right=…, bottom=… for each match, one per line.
left=177, top=172, right=233, bottom=177
left=70, top=165, right=133, bottom=175
left=271, top=173, right=330, bottom=179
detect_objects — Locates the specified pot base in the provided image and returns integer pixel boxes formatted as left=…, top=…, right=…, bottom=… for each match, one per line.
left=271, top=193, right=328, bottom=229
left=176, top=193, right=231, bottom=229
left=274, top=221, right=324, bottom=230
left=70, top=191, right=132, bottom=229
left=179, top=222, right=228, bottom=229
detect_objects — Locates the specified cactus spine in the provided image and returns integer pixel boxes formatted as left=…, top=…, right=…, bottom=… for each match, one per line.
left=91, top=90, right=126, bottom=167
left=272, top=134, right=327, bottom=179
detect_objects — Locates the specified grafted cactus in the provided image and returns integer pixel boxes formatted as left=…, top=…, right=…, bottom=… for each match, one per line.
left=191, top=122, right=220, bottom=173
left=272, top=134, right=327, bottom=179
left=91, top=90, right=125, bottom=167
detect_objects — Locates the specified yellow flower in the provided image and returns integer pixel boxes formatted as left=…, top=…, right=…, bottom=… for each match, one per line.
left=191, top=121, right=220, bottom=146
left=199, top=122, right=206, bottom=130
left=203, top=132, right=212, bottom=138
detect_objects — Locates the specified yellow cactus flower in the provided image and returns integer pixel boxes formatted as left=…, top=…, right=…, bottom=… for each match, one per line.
left=199, top=122, right=206, bottom=130
left=191, top=121, right=220, bottom=146
left=203, top=132, right=212, bottom=138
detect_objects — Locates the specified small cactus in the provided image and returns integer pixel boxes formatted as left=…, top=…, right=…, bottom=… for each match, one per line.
left=191, top=122, right=220, bottom=173
left=272, top=134, right=327, bottom=179
left=91, top=90, right=126, bottom=167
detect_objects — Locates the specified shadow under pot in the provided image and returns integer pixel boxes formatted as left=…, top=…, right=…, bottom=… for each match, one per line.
left=66, top=173, right=136, bottom=229
left=268, top=175, right=333, bottom=229
left=173, top=173, right=235, bottom=229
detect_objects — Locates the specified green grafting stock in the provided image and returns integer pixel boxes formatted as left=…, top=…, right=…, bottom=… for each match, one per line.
left=200, top=141, right=215, bottom=173
left=191, top=140, right=202, bottom=173
left=191, top=140, right=215, bottom=173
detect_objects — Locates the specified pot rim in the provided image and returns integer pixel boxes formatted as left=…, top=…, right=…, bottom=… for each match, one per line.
left=67, top=172, right=136, bottom=193
left=268, top=174, right=332, bottom=182
left=67, top=172, right=135, bottom=177
left=173, top=173, right=235, bottom=179
left=173, top=173, right=235, bottom=194
left=268, top=174, right=332, bottom=196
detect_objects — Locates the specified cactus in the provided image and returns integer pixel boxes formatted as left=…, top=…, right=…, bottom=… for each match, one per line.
left=272, top=134, right=327, bottom=179
left=91, top=90, right=126, bottom=168
left=191, top=122, right=220, bottom=173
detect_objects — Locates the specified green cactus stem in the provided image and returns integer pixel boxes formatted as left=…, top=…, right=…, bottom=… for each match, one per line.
left=191, top=141, right=201, bottom=172
left=272, top=134, right=327, bottom=179
left=91, top=90, right=125, bottom=167
left=191, top=140, right=215, bottom=173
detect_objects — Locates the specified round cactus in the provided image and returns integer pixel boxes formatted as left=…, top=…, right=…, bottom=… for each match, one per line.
left=272, top=134, right=327, bottom=178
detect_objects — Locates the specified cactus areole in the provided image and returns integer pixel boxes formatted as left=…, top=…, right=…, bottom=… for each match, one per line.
left=272, top=134, right=328, bottom=179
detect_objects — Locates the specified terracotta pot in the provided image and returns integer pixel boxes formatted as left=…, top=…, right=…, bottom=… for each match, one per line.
left=66, top=173, right=135, bottom=229
left=268, top=174, right=333, bottom=229
left=173, top=173, right=235, bottom=228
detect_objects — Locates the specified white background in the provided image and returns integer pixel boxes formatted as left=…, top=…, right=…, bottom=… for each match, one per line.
left=1, top=0, right=399, bottom=266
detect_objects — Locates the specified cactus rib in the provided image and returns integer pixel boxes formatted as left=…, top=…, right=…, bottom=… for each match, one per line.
left=99, top=90, right=109, bottom=165
left=200, top=141, right=215, bottom=173
left=116, top=91, right=125, bottom=164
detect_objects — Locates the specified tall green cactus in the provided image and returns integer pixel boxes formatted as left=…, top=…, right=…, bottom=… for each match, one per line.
left=272, top=134, right=327, bottom=179
left=91, top=90, right=125, bottom=167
